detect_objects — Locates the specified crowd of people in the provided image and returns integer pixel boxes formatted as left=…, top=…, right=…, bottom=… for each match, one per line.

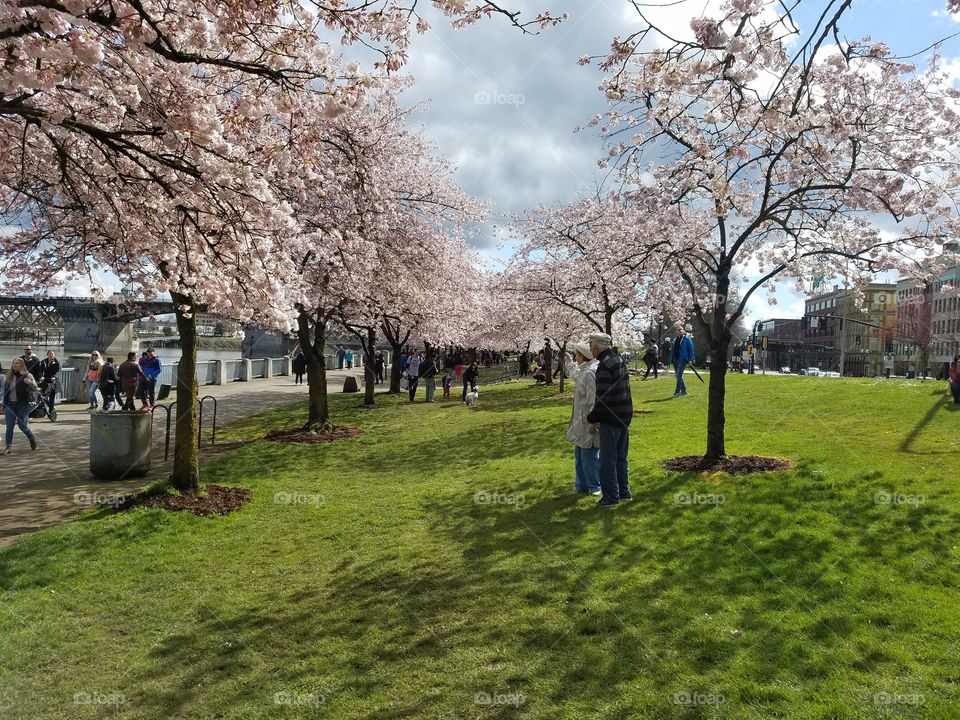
left=0, top=346, right=166, bottom=455
left=398, top=350, right=479, bottom=403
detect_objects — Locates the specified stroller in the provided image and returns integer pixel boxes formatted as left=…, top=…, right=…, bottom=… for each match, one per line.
left=28, top=379, right=58, bottom=422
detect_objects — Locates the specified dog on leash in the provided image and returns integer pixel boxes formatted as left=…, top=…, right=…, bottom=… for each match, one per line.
left=464, top=386, right=479, bottom=406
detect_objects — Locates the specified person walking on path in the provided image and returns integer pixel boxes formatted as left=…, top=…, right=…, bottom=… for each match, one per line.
left=585, top=333, right=633, bottom=507
left=3, top=357, right=39, bottom=454
left=406, top=350, right=421, bottom=402
left=117, top=352, right=144, bottom=411
left=85, top=351, right=104, bottom=410
left=420, top=354, right=439, bottom=402
left=138, top=349, right=162, bottom=410
left=98, top=357, right=119, bottom=411
left=336, top=346, right=345, bottom=370
left=21, top=346, right=40, bottom=382
left=670, top=328, right=696, bottom=398
left=564, top=342, right=602, bottom=496
left=949, top=356, right=960, bottom=405
left=642, top=343, right=659, bottom=380
left=292, top=351, right=306, bottom=385
left=345, top=348, right=354, bottom=370
left=461, top=361, right=479, bottom=403
left=38, top=350, right=60, bottom=415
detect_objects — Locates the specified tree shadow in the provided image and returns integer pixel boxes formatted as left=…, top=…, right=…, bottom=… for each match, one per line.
left=899, top=396, right=950, bottom=453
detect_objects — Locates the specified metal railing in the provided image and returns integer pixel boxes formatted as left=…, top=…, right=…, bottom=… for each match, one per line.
left=56, top=367, right=80, bottom=401
left=271, top=358, right=286, bottom=375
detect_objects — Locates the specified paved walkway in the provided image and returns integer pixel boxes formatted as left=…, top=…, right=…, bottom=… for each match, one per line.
left=0, top=370, right=368, bottom=548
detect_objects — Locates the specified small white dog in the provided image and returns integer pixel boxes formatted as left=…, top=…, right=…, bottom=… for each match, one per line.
left=464, top=386, right=479, bottom=406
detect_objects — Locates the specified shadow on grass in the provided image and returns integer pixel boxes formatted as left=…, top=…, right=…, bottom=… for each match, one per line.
left=899, top=396, right=950, bottom=453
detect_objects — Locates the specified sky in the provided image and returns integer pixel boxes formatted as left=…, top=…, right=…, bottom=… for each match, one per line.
left=28, top=0, right=960, bottom=324
left=351, top=0, right=960, bottom=323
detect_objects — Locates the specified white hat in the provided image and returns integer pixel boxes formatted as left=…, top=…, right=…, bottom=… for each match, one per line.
left=573, top=342, right=593, bottom=359
left=588, top=332, right=613, bottom=348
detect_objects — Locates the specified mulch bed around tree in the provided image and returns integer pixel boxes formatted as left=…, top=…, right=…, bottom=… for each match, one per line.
left=264, top=427, right=363, bottom=444
left=118, top=485, right=250, bottom=516
left=662, top=455, right=792, bottom=475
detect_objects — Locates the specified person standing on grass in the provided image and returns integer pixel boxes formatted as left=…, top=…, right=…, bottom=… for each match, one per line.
left=375, top=352, right=385, bottom=384
left=670, top=328, right=695, bottom=398
left=38, top=350, right=60, bottom=415
left=585, top=333, right=633, bottom=507
left=117, top=352, right=144, bottom=411
left=642, top=343, right=659, bottom=380
left=3, top=357, right=39, bottom=454
left=293, top=351, right=306, bottom=385
left=564, top=342, right=602, bottom=496
left=406, top=350, right=421, bottom=402
left=949, top=356, right=960, bottom=405
left=85, top=350, right=103, bottom=410
left=462, top=361, right=479, bottom=402
left=441, top=368, right=453, bottom=399
left=420, top=353, right=439, bottom=403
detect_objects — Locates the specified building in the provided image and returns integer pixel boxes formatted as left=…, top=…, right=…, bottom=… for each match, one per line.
left=754, top=318, right=804, bottom=371
left=801, top=284, right=897, bottom=376
left=895, top=262, right=960, bottom=377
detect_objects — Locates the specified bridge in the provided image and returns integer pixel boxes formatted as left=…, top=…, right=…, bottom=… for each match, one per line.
left=0, top=296, right=182, bottom=354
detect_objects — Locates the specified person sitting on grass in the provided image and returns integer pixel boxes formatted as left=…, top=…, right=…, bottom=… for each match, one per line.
left=532, top=364, right=548, bottom=385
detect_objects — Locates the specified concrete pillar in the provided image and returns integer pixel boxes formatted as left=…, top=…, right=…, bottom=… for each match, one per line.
left=215, top=360, right=226, bottom=386
left=265, top=358, right=273, bottom=379
left=241, top=359, right=252, bottom=382
left=285, top=356, right=293, bottom=376
left=90, top=411, right=153, bottom=479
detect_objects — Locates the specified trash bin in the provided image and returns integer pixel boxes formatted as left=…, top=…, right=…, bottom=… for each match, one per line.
left=90, top=411, right=153, bottom=479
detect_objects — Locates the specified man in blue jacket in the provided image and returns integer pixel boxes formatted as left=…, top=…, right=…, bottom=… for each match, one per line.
left=585, top=332, right=633, bottom=507
left=670, top=328, right=695, bottom=398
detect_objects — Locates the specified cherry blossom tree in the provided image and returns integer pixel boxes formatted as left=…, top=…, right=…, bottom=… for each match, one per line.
left=589, top=0, right=960, bottom=461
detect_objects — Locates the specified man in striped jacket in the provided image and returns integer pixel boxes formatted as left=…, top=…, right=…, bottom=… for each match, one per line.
left=585, top=332, right=633, bottom=507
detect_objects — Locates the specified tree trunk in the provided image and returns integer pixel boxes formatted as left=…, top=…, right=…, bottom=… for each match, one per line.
left=363, top=326, right=376, bottom=406
left=558, top=340, right=568, bottom=393
left=705, top=308, right=732, bottom=462
left=297, top=307, right=330, bottom=430
left=543, top=339, right=554, bottom=384
left=170, top=291, right=199, bottom=492
left=387, top=339, right=402, bottom=394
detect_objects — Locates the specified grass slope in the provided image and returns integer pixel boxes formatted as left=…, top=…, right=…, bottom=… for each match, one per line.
left=1, top=374, right=959, bottom=719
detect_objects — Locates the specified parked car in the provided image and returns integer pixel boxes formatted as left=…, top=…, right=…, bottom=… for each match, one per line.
left=804, top=367, right=823, bottom=377
left=822, top=371, right=841, bottom=378
left=779, top=366, right=792, bottom=374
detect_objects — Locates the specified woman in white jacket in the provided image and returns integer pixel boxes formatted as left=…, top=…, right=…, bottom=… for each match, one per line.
left=564, top=342, right=601, bottom=495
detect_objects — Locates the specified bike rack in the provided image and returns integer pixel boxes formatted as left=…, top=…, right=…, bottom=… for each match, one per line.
left=153, top=396, right=218, bottom=461
left=198, top=395, right=217, bottom=448
left=151, top=403, right=174, bottom=462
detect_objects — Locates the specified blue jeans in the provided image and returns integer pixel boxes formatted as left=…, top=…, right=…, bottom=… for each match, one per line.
left=598, top=423, right=630, bottom=502
left=86, top=379, right=99, bottom=407
left=574, top=445, right=601, bottom=492
left=424, top=377, right=436, bottom=402
left=674, top=363, right=688, bottom=395
left=4, top=403, right=34, bottom=448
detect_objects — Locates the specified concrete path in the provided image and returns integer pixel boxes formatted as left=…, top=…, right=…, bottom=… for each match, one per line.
left=0, top=369, right=369, bottom=548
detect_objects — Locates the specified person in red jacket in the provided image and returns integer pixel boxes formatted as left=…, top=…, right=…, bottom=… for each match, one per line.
left=949, top=356, right=960, bottom=405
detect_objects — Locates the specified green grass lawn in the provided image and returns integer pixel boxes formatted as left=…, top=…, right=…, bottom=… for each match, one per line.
left=2, top=374, right=959, bottom=719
